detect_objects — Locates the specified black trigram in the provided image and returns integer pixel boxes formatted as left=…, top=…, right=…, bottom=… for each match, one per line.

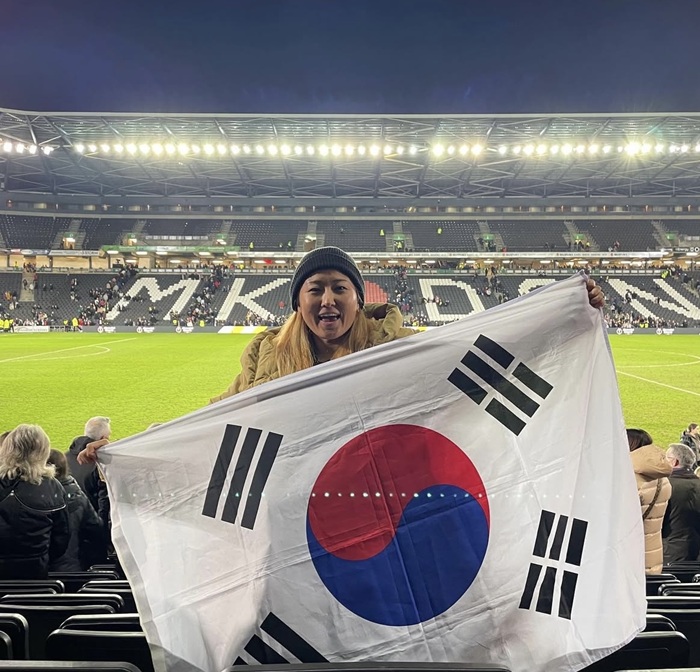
left=202, top=424, right=282, bottom=530
left=233, top=612, right=327, bottom=665
left=448, top=334, right=553, bottom=436
left=519, top=510, right=588, bottom=620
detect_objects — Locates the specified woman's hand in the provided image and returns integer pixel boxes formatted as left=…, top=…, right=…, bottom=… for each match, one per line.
left=586, top=278, right=605, bottom=309
left=77, top=438, right=110, bottom=465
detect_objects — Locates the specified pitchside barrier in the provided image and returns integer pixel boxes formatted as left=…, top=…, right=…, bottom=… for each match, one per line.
left=6, top=326, right=699, bottom=335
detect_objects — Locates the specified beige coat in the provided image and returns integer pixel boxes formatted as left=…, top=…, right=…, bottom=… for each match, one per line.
left=211, top=303, right=415, bottom=402
left=630, top=445, right=672, bottom=574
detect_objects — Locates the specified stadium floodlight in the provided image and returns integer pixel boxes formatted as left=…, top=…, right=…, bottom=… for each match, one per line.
left=191, top=144, right=201, bottom=154
left=409, top=145, right=418, bottom=155
left=243, top=145, right=251, bottom=154
left=472, top=144, right=483, bottom=155
left=267, top=144, right=278, bottom=156
left=177, top=143, right=189, bottom=155
left=498, top=145, right=507, bottom=155
left=524, top=144, right=534, bottom=156
left=588, top=144, right=599, bottom=154
left=331, top=144, right=341, bottom=156
left=41, top=146, right=54, bottom=155
left=625, top=142, right=640, bottom=155
left=432, top=144, right=444, bottom=156
left=640, top=143, right=651, bottom=154
left=138, top=143, right=150, bottom=154
left=602, top=145, right=611, bottom=154
left=384, top=145, right=393, bottom=155
left=512, top=145, right=521, bottom=155
left=550, top=145, right=560, bottom=155
left=294, top=145, right=303, bottom=155
left=306, top=145, right=315, bottom=155
left=126, top=143, right=138, bottom=154
left=447, top=145, right=455, bottom=155
left=164, top=143, right=175, bottom=155
left=280, top=144, right=291, bottom=156
left=344, top=144, right=354, bottom=156
left=575, top=144, right=585, bottom=154
left=231, top=144, right=241, bottom=154
left=152, top=143, right=163, bottom=155
left=562, top=144, right=573, bottom=155
left=203, top=144, right=214, bottom=155
left=99, top=143, right=109, bottom=153
left=681, top=144, right=689, bottom=153
left=217, top=143, right=227, bottom=155
left=255, top=145, right=265, bottom=155
left=459, top=144, right=469, bottom=155
left=106, top=250, right=120, bottom=255
left=319, top=144, right=329, bottom=156
left=87, top=143, right=97, bottom=153
left=536, top=144, right=547, bottom=155
left=396, top=145, right=404, bottom=155
left=357, top=145, right=366, bottom=155
left=74, top=143, right=85, bottom=153
left=28, top=144, right=37, bottom=154
left=695, top=144, right=700, bottom=153
left=370, top=144, right=380, bottom=156
left=114, top=143, right=124, bottom=153
left=15, top=143, right=25, bottom=154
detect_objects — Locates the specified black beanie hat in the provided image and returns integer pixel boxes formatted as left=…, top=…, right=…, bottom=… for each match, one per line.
left=290, top=246, right=365, bottom=310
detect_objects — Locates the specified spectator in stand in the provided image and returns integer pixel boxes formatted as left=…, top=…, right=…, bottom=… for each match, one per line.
left=627, top=429, right=672, bottom=573
left=46, top=449, right=105, bottom=571
left=66, top=416, right=111, bottom=530
left=680, top=423, right=700, bottom=462
left=0, top=424, right=69, bottom=579
left=663, top=443, right=700, bottom=563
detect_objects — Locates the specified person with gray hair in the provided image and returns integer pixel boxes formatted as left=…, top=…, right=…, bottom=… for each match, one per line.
left=66, top=417, right=112, bottom=541
left=663, top=443, right=700, bottom=564
left=0, top=424, right=69, bottom=578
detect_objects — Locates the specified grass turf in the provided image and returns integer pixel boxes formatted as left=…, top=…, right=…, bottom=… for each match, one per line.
left=1, top=332, right=698, bottom=449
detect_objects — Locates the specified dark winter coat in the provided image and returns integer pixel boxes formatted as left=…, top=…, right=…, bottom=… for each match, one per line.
left=49, top=476, right=105, bottom=571
left=66, top=435, right=110, bottom=527
left=663, top=468, right=700, bottom=563
left=0, top=475, right=69, bottom=579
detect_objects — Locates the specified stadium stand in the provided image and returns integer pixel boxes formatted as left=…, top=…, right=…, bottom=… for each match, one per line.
left=668, top=219, right=700, bottom=240
left=226, top=220, right=303, bottom=250
left=83, top=220, right=134, bottom=249
left=586, top=220, right=659, bottom=251
left=316, top=221, right=388, bottom=252
left=0, top=217, right=66, bottom=250
left=487, top=220, right=569, bottom=251
left=403, top=220, right=481, bottom=252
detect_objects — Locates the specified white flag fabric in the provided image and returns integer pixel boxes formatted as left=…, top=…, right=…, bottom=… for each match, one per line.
left=100, top=273, right=646, bottom=672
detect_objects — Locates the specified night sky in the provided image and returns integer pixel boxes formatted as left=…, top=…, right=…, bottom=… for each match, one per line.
left=2, top=0, right=700, bottom=114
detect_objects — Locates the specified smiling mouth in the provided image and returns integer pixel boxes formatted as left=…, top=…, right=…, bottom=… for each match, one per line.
left=319, top=314, right=340, bottom=322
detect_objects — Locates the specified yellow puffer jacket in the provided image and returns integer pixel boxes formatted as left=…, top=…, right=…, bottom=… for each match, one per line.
left=211, top=303, right=415, bottom=402
left=630, top=445, right=672, bottom=574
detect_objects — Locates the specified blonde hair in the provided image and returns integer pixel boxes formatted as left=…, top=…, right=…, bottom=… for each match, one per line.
left=0, top=424, right=55, bottom=485
left=275, top=310, right=371, bottom=379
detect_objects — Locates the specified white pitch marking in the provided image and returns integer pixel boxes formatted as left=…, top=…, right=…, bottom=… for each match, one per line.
left=0, top=338, right=137, bottom=364
left=29, top=346, right=113, bottom=362
left=616, top=370, right=700, bottom=398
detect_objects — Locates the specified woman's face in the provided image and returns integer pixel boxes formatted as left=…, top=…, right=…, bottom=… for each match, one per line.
left=298, top=270, right=360, bottom=346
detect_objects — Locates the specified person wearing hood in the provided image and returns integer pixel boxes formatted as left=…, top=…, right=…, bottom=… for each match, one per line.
left=211, top=246, right=605, bottom=400
left=627, top=428, right=672, bottom=574
left=47, top=449, right=106, bottom=571
left=65, top=416, right=111, bottom=529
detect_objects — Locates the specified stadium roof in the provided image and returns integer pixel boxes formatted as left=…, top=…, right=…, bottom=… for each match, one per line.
left=3, top=109, right=700, bottom=202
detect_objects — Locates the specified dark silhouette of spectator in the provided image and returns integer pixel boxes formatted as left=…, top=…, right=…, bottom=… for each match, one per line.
left=663, top=443, right=700, bottom=563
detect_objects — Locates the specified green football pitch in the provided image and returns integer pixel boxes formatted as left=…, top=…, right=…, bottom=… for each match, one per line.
left=1, top=333, right=698, bottom=449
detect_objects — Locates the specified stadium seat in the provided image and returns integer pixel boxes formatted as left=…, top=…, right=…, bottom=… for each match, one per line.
left=660, top=583, right=700, bottom=597
left=0, top=582, right=64, bottom=600
left=0, top=663, right=143, bottom=672
left=580, top=631, right=689, bottom=672
left=0, top=605, right=114, bottom=659
left=48, top=573, right=119, bottom=593
left=644, top=614, right=677, bottom=631
left=646, top=604, right=700, bottom=665
left=0, top=615, right=29, bottom=659
left=78, top=584, right=135, bottom=612
left=646, top=575, right=680, bottom=596
left=60, top=614, right=142, bottom=632
left=0, top=632, right=12, bottom=660
left=88, top=566, right=124, bottom=580
left=228, top=666, right=512, bottom=672
left=663, top=564, right=700, bottom=583
left=45, top=630, right=154, bottom=672
left=0, top=595, right=124, bottom=613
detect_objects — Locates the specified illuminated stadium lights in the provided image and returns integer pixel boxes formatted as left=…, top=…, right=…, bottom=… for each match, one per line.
left=306, top=145, right=315, bottom=155
left=255, top=145, right=264, bottom=155
left=498, top=145, right=507, bottom=155
left=74, top=143, right=85, bottom=153
left=625, top=142, right=640, bottom=155
left=472, top=144, right=483, bottom=155
left=165, top=143, right=175, bottom=155
left=681, top=144, right=689, bottom=153
left=536, top=144, right=547, bottom=156
left=396, top=145, right=404, bottom=155
left=550, top=145, right=560, bottom=154
left=513, top=145, right=522, bottom=155
left=357, top=145, right=366, bottom=156
left=432, top=144, right=444, bottom=156
left=370, top=144, right=380, bottom=156
left=216, top=143, right=227, bottom=155
left=459, top=145, right=468, bottom=155
left=28, top=145, right=37, bottom=155
left=127, top=143, right=137, bottom=154
left=409, top=145, right=418, bottom=155
left=114, top=144, right=124, bottom=153
left=562, top=144, right=573, bottom=155
left=696, top=144, right=700, bottom=152
left=152, top=143, right=164, bottom=155
left=15, top=143, right=25, bottom=154
left=331, top=144, right=341, bottom=156
left=447, top=145, right=455, bottom=155
left=523, top=144, right=534, bottom=156
left=294, top=145, right=303, bottom=155
left=243, top=145, right=251, bottom=154
left=191, top=144, right=201, bottom=154
left=575, top=144, right=585, bottom=154
left=88, top=144, right=97, bottom=153
left=344, top=144, right=354, bottom=156
left=384, top=145, right=393, bottom=155
left=588, top=144, right=599, bottom=154
left=202, top=144, right=213, bottom=155
left=267, top=144, right=278, bottom=156
left=231, top=144, right=241, bottom=154
left=41, top=146, right=54, bottom=155
left=640, top=143, right=651, bottom=154
left=319, top=144, right=329, bottom=156
left=177, top=143, right=189, bottom=155
left=280, top=144, right=291, bottom=156
left=655, top=144, right=665, bottom=153
left=602, top=145, right=611, bottom=154
left=669, top=144, right=679, bottom=153
left=138, top=143, right=150, bottom=155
